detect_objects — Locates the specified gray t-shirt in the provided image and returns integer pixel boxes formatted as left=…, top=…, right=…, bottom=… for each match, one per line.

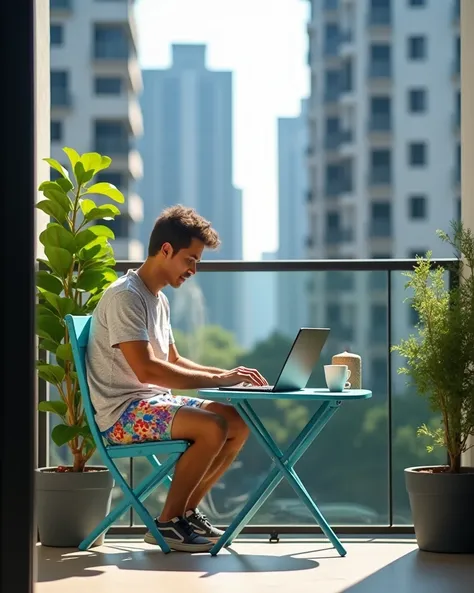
left=86, top=269, right=175, bottom=432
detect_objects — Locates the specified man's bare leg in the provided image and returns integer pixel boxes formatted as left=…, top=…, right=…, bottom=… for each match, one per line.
left=185, top=402, right=249, bottom=511
left=158, top=406, right=228, bottom=522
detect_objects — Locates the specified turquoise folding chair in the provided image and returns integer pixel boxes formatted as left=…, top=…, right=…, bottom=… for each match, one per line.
left=65, top=314, right=190, bottom=553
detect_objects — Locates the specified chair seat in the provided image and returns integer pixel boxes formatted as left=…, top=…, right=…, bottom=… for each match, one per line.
left=107, top=439, right=191, bottom=459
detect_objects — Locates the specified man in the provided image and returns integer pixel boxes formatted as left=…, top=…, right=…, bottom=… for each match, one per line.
left=86, top=205, right=268, bottom=552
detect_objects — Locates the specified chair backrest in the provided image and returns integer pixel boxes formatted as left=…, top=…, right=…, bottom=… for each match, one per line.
left=65, top=314, right=108, bottom=453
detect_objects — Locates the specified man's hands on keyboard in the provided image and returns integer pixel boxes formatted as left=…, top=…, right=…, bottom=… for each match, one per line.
left=213, top=366, right=268, bottom=388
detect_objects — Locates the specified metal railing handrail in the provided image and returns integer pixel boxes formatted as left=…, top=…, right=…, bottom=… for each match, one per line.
left=115, top=258, right=457, bottom=273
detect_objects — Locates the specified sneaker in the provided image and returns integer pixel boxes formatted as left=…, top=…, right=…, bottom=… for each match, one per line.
left=185, top=509, right=225, bottom=543
left=144, top=516, right=213, bottom=552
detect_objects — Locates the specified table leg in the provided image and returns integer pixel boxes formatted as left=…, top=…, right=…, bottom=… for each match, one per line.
left=210, top=400, right=342, bottom=555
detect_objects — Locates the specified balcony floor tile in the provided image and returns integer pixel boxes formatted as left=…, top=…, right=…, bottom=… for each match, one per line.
left=36, top=535, right=474, bottom=593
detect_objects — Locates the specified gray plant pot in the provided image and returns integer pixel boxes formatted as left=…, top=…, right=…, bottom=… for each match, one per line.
left=405, top=465, right=474, bottom=554
left=36, top=466, right=114, bottom=548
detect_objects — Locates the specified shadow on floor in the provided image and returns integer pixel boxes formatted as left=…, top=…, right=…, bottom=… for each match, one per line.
left=37, top=542, right=321, bottom=582
left=341, top=549, right=474, bottom=593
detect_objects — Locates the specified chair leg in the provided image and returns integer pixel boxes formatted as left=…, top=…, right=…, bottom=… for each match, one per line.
left=78, top=454, right=180, bottom=553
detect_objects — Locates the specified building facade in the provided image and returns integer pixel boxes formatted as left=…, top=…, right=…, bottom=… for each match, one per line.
left=50, top=0, right=144, bottom=260
left=138, top=44, right=243, bottom=342
left=304, top=0, right=460, bottom=392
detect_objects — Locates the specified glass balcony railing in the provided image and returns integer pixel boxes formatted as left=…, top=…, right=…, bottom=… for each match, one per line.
left=50, top=0, right=72, bottom=10
left=370, top=219, right=392, bottom=238
left=94, top=137, right=129, bottom=155
left=370, top=166, right=392, bottom=185
left=368, top=7, right=391, bottom=26
left=325, top=228, right=354, bottom=244
left=51, top=87, right=72, bottom=107
left=94, top=42, right=130, bottom=60
left=369, top=62, right=392, bottom=79
left=370, top=114, right=392, bottom=132
left=39, top=259, right=456, bottom=532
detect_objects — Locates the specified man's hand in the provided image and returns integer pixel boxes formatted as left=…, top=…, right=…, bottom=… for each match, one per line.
left=213, top=366, right=269, bottom=387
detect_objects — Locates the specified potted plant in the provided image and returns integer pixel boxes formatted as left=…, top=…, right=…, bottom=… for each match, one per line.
left=35, top=147, right=125, bottom=547
left=392, top=221, right=474, bottom=553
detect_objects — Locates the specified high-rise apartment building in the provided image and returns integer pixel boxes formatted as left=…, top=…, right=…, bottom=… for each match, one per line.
left=304, top=0, right=460, bottom=392
left=50, top=0, right=144, bottom=260
left=277, top=100, right=310, bottom=338
left=138, top=44, right=243, bottom=342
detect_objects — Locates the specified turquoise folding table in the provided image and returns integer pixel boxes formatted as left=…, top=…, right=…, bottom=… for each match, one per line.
left=198, top=387, right=372, bottom=556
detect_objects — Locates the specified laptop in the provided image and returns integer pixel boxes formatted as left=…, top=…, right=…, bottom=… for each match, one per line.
left=218, top=327, right=330, bottom=392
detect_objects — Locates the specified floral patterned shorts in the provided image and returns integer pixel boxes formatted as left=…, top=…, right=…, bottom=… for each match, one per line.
left=102, top=394, right=206, bottom=445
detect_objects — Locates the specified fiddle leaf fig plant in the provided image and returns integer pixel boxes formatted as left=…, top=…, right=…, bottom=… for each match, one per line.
left=36, top=147, right=124, bottom=472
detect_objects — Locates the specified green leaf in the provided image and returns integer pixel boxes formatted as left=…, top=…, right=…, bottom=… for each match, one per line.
left=85, top=182, right=125, bottom=203
left=80, top=152, right=112, bottom=175
left=56, top=343, right=73, bottom=361
left=36, top=314, right=65, bottom=343
left=44, top=158, right=70, bottom=179
left=75, top=225, right=114, bottom=251
left=63, top=147, right=81, bottom=170
left=37, top=258, right=53, bottom=271
left=44, top=246, right=73, bottom=277
left=84, top=293, right=103, bottom=311
left=56, top=177, right=74, bottom=193
left=76, top=269, right=110, bottom=291
left=36, top=363, right=65, bottom=385
left=38, top=400, right=68, bottom=417
left=74, top=161, right=90, bottom=186
left=40, top=292, right=75, bottom=317
left=51, top=424, right=85, bottom=447
left=39, top=339, right=59, bottom=353
left=39, top=223, right=75, bottom=253
left=85, top=204, right=121, bottom=222
left=80, top=199, right=96, bottom=216
left=36, top=200, right=68, bottom=224
left=43, top=189, right=72, bottom=214
left=36, top=270, right=63, bottom=295
left=78, top=242, right=104, bottom=263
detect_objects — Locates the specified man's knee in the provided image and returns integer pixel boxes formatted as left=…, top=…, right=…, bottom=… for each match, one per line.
left=227, top=407, right=250, bottom=442
left=202, top=412, right=229, bottom=446
left=202, top=402, right=249, bottom=442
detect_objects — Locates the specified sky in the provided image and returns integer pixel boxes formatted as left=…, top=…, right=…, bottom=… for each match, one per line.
left=134, top=0, right=310, bottom=260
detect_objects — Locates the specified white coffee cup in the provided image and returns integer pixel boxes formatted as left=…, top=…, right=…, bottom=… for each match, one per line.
left=324, top=364, right=351, bottom=392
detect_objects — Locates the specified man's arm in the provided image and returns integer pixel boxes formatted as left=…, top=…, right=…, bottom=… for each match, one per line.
left=168, top=343, right=225, bottom=374
left=119, top=341, right=268, bottom=390
left=119, top=341, right=221, bottom=390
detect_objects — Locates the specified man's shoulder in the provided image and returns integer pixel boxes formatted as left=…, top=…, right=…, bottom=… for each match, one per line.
left=98, top=275, right=146, bottom=309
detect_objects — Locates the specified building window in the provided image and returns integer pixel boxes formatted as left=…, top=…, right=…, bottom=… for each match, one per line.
left=370, top=96, right=391, bottom=130
left=94, top=76, right=123, bottom=95
left=408, top=88, right=426, bottom=113
left=94, top=120, right=129, bottom=154
left=370, top=202, right=391, bottom=237
left=408, top=36, right=426, bottom=60
left=409, top=249, right=427, bottom=259
left=408, top=0, right=425, bottom=6
left=409, top=195, right=427, bottom=219
left=369, top=44, right=391, bottom=78
left=50, top=24, right=64, bottom=46
left=370, top=149, right=391, bottom=184
left=51, top=70, right=71, bottom=106
left=94, top=24, right=129, bottom=59
left=409, top=142, right=427, bottom=166
left=51, top=120, right=63, bottom=142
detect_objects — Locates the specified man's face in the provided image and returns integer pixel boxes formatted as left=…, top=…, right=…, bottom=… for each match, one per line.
left=163, top=238, right=205, bottom=288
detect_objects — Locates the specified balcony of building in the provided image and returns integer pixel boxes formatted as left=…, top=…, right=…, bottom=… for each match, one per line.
left=34, top=257, right=473, bottom=592
left=50, top=0, right=72, bottom=13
